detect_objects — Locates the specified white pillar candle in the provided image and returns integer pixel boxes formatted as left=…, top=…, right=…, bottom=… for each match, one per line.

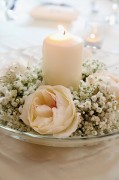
left=42, top=25, right=84, bottom=89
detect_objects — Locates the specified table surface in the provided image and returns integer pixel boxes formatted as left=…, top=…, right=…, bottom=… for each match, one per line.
left=0, top=133, right=119, bottom=180
left=0, top=0, right=119, bottom=180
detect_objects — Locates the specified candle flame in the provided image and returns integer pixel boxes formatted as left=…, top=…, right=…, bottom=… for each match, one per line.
left=90, top=33, right=96, bottom=39
left=58, top=25, right=66, bottom=35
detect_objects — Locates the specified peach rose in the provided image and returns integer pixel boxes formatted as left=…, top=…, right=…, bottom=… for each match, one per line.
left=20, top=85, right=79, bottom=138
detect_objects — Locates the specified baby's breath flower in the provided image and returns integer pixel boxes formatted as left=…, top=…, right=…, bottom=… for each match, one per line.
left=0, top=63, right=43, bottom=132
left=72, top=75, right=119, bottom=137
left=82, top=59, right=107, bottom=81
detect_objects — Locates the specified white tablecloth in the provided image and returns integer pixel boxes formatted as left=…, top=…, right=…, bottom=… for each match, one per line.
left=0, top=133, right=119, bottom=180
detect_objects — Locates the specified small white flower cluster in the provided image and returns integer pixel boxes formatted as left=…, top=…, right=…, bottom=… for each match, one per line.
left=72, top=77, right=119, bottom=137
left=0, top=64, right=43, bottom=132
left=82, top=59, right=107, bottom=80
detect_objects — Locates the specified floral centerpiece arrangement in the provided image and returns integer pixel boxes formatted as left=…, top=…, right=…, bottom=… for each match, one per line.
left=0, top=59, right=119, bottom=138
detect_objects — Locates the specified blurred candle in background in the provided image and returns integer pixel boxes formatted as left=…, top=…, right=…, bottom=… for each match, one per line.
left=84, top=22, right=102, bottom=49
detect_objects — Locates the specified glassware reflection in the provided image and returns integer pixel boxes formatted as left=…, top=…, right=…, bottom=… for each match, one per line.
left=84, top=22, right=102, bottom=50
left=105, top=0, right=119, bottom=25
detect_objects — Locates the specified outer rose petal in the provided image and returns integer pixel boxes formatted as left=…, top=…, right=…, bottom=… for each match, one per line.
left=20, top=95, right=33, bottom=126
left=53, top=114, right=79, bottom=138
left=20, top=85, right=79, bottom=138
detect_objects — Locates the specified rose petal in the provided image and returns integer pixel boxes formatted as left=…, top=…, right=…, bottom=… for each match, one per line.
left=31, top=116, right=53, bottom=134
left=36, top=105, right=53, bottom=117
left=20, top=94, right=34, bottom=126
left=54, top=114, right=79, bottom=138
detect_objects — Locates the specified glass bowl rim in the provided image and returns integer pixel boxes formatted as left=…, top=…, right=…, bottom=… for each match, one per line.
left=0, top=124, right=119, bottom=142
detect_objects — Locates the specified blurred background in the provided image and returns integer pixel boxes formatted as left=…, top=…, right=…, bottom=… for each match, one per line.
left=0, top=0, right=119, bottom=60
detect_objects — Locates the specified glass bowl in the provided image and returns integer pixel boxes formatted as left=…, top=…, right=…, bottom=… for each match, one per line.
left=0, top=47, right=119, bottom=147
left=0, top=124, right=119, bottom=147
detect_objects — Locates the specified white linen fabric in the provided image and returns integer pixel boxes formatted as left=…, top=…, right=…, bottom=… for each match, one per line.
left=0, top=133, right=119, bottom=180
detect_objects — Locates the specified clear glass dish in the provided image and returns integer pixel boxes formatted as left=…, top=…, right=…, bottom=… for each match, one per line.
left=0, top=124, right=119, bottom=147
left=0, top=47, right=119, bottom=147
